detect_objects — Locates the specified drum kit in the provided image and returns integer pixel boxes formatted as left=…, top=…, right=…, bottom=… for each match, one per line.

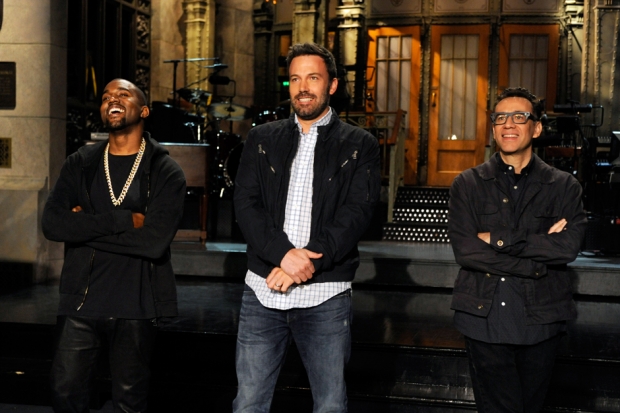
left=148, top=57, right=255, bottom=196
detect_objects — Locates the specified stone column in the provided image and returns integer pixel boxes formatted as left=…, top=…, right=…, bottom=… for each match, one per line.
left=293, top=0, right=321, bottom=45
left=580, top=0, right=620, bottom=133
left=336, top=0, right=366, bottom=109
left=253, top=0, right=274, bottom=109
left=0, top=0, right=67, bottom=283
left=183, top=0, right=216, bottom=92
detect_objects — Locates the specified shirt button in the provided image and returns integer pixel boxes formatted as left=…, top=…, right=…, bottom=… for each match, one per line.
left=497, top=240, right=504, bottom=247
left=501, top=277, right=505, bottom=281
left=513, top=185, right=518, bottom=189
left=503, top=198, right=509, bottom=203
left=508, top=166, right=513, bottom=170
left=501, top=302, right=506, bottom=306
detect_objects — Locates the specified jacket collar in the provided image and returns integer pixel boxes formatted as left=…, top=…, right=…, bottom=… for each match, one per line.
left=287, top=107, right=340, bottom=142
left=476, top=152, right=556, bottom=185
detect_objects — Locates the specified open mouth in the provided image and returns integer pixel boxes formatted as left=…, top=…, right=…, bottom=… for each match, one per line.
left=107, top=106, right=125, bottom=116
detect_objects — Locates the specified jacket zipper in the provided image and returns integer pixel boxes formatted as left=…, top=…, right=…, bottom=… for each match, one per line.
left=258, top=144, right=276, bottom=174
left=76, top=249, right=95, bottom=311
left=329, top=150, right=358, bottom=181
left=366, top=166, right=371, bottom=201
left=76, top=167, right=96, bottom=311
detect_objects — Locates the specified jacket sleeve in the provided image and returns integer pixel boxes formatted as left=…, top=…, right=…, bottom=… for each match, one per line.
left=305, top=135, right=381, bottom=272
left=491, top=175, right=586, bottom=265
left=234, top=130, right=296, bottom=267
left=42, top=155, right=134, bottom=243
left=448, top=173, right=548, bottom=278
left=84, top=157, right=186, bottom=260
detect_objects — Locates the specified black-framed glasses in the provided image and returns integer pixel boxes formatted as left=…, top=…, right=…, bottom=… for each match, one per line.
left=490, top=111, right=537, bottom=125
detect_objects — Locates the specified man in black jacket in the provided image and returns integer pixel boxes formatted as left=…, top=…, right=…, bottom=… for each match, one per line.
left=232, top=43, right=381, bottom=412
left=42, top=79, right=186, bottom=412
left=448, top=87, right=587, bottom=413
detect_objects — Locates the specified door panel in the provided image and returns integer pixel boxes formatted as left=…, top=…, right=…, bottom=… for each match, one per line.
left=428, top=25, right=489, bottom=187
left=367, top=26, right=421, bottom=184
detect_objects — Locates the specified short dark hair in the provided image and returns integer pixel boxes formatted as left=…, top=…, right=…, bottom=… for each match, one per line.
left=496, top=87, right=543, bottom=120
left=286, top=43, right=338, bottom=81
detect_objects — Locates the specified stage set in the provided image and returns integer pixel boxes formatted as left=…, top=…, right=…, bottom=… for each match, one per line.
left=1, top=239, right=619, bottom=412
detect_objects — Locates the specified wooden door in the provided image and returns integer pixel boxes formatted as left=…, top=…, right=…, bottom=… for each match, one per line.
left=428, top=25, right=490, bottom=187
left=367, top=26, right=421, bottom=185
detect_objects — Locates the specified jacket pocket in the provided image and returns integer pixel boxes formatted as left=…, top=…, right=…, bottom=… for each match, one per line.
left=475, top=202, right=501, bottom=231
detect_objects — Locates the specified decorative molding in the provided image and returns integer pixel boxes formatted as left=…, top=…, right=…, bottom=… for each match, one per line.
left=434, top=0, right=489, bottom=14
left=370, top=0, right=422, bottom=15
left=503, top=0, right=560, bottom=13
left=595, top=0, right=620, bottom=8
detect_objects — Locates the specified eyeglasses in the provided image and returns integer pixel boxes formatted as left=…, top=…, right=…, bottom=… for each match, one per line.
left=490, top=111, right=537, bottom=125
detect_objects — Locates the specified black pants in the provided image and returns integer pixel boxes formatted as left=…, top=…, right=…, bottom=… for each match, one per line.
left=50, top=316, right=157, bottom=413
left=465, top=334, right=562, bottom=413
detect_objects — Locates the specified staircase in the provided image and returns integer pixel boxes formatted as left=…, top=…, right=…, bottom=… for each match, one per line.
left=383, top=187, right=450, bottom=243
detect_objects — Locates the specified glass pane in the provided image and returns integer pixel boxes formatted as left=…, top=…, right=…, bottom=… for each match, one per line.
left=535, top=61, right=547, bottom=97
left=465, top=59, right=478, bottom=140
left=377, top=37, right=388, bottom=59
left=521, top=60, right=534, bottom=90
left=522, top=36, right=536, bottom=58
left=389, top=37, right=399, bottom=59
left=452, top=59, right=465, bottom=139
left=441, top=35, right=453, bottom=60
left=509, top=61, right=520, bottom=86
left=439, top=57, right=452, bottom=140
left=536, top=36, right=548, bottom=58
left=400, top=61, right=411, bottom=112
left=510, top=36, right=522, bottom=58
left=388, top=61, right=400, bottom=111
left=467, top=35, right=479, bottom=58
left=376, top=61, right=387, bottom=111
left=454, top=35, right=466, bottom=59
left=401, top=36, right=412, bottom=59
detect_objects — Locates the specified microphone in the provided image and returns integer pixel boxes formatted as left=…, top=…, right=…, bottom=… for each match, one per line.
left=204, top=63, right=228, bottom=71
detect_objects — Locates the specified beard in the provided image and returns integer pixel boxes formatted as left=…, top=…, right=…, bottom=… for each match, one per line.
left=291, top=84, right=331, bottom=121
left=104, top=117, right=127, bottom=132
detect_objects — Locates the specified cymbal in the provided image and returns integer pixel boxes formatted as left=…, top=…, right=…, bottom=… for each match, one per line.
left=176, top=88, right=212, bottom=106
left=209, top=102, right=250, bottom=121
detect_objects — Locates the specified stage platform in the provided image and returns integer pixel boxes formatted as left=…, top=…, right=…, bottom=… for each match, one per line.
left=171, top=241, right=620, bottom=296
left=1, top=241, right=620, bottom=412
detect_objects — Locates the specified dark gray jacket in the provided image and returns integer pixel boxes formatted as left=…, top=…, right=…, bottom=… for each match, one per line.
left=42, top=134, right=186, bottom=317
left=234, top=111, right=381, bottom=283
left=448, top=153, right=587, bottom=325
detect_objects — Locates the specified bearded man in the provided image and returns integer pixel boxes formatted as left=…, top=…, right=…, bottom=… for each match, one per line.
left=232, top=43, right=381, bottom=412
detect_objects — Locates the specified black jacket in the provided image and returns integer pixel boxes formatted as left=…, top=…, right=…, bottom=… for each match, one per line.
left=42, top=134, right=186, bottom=317
left=448, top=153, right=587, bottom=325
left=234, top=111, right=381, bottom=283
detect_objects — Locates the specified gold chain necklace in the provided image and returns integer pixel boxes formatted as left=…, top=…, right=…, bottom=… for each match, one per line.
left=104, top=138, right=146, bottom=207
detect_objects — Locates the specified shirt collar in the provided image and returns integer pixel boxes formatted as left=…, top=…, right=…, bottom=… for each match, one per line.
left=294, top=107, right=333, bottom=134
left=495, top=152, right=534, bottom=175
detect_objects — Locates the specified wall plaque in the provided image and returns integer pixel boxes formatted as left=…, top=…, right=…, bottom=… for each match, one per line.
left=0, top=62, right=16, bottom=109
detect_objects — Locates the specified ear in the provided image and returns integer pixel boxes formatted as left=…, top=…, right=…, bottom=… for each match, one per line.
left=329, top=77, right=338, bottom=96
left=140, top=106, right=150, bottom=119
left=532, top=120, right=543, bottom=139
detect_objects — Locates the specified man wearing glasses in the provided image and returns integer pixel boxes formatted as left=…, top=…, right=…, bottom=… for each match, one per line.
left=448, top=87, right=587, bottom=413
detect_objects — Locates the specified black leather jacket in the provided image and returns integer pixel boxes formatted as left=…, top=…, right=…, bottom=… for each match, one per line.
left=42, top=134, right=186, bottom=317
left=234, top=110, right=381, bottom=283
left=448, top=153, right=587, bottom=325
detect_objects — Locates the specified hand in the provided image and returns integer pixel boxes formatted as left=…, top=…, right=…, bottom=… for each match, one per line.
left=477, top=232, right=491, bottom=244
left=266, top=267, right=296, bottom=293
left=280, top=248, right=323, bottom=283
left=548, top=218, right=567, bottom=234
left=71, top=205, right=82, bottom=213
left=132, top=213, right=145, bottom=228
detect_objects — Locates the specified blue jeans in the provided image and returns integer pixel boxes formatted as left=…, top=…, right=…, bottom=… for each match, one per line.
left=233, top=287, right=352, bottom=413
